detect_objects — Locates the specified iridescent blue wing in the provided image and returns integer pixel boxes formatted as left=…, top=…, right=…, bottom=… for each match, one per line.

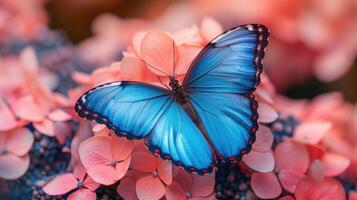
left=75, top=82, right=215, bottom=174
left=183, top=24, right=269, bottom=161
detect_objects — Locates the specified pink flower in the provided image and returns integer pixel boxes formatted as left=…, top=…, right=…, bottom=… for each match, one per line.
left=128, top=151, right=172, bottom=200
left=43, top=163, right=100, bottom=200
left=79, top=134, right=134, bottom=185
left=0, top=48, right=72, bottom=140
left=165, top=168, right=215, bottom=200
left=295, top=160, right=346, bottom=200
left=0, top=128, right=34, bottom=179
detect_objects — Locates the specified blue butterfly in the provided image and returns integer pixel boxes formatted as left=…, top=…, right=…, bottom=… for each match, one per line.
left=75, top=24, right=269, bottom=175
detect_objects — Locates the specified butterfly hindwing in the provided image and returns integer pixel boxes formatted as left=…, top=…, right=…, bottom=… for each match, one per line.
left=184, top=24, right=269, bottom=161
left=75, top=82, right=215, bottom=174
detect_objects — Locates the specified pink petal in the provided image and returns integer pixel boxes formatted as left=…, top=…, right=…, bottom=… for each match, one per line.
left=48, top=109, right=72, bottom=122
left=251, top=172, right=282, bottom=199
left=12, top=95, right=45, bottom=122
left=252, top=125, right=273, bottom=152
left=110, top=135, right=134, bottom=161
left=279, top=196, right=295, bottom=200
left=175, top=45, right=201, bottom=75
left=349, top=191, right=357, bottom=200
left=0, top=154, right=30, bottom=180
left=136, top=175, right=166, bottom=200
left=243, top=151, right=275, bottom=172
left=132, top=31, right=147, bottom=56
left=275, top=140, right=309, bottom=173
left=0, top=100, right=17, bottom=131
left=130, top=151, right=158, bottom=173
left=73, top=163, right=87, bottom=181
left=6, top=128, right=34, bottom=156
left=83, top=176, right=100, bottom=191
left=42, top=173, right=78, bottom=195
left=33, top=119, right=56, bottom=136
left=322, top=153, right=350, bottom=177
left=79, top=136, right=112, bottom=169
left=200, top=17, right=223, bottom=41
left=67, top=188, right=96, bottom=200
left=117, top=177, right=138, bottom=200
left=191, top=173, right=215, bottom=197
left=158, top=159, right=172, bottom=185
left=295, top=177, right=346, bottom=200
left=165, top=181, right=187, bottom=200
left=86, top=157, right=131, bottom=185
left=120, top=56, right=145, bottom=81
left=309, top=160, right=326, bottom=182
left=71, top=71, right=91, bottom=84
left=92, top=124, right=106, bottom=133
left=19, top=47, right=39, bottom=75
left=295, top=121, right=331, bottom=144
left=278, top=169, right=305, bottom=193
left=141, top=30, right=177, bottom=76
left=70, top=122, right=92, bottom=168
left=258, top=103, right=279, bottom=123
left=174, top=169, right=193, bottom=192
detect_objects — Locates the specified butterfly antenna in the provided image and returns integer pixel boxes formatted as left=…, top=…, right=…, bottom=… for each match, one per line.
left=139, top=58, right=170, bottom=77
left=157, top=75, right=170, bottom=90
left=172, top=40, right=176, bottom=77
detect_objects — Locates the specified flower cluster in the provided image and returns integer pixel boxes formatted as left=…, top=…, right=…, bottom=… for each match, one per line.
left=0, top=2, right=357, bottom=200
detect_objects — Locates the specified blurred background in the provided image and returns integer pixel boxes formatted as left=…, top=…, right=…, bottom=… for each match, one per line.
left=45, top=0, right=357, bottom=101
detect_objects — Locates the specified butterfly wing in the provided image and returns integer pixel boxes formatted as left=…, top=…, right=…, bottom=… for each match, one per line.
left=183, top=24, right=269, bottom=161
left=75, top=82, right=215, bottom=173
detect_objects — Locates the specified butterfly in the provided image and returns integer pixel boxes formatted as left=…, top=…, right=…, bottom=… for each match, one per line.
left=75, top=24, right=269, bottom=175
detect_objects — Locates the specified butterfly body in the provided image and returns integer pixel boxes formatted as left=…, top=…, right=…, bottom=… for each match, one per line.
left=75, top=24, right=269, bottom=175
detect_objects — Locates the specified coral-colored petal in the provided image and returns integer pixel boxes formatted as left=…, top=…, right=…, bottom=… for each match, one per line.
left=12, top=95, right=45, bottom=122
left=279, top=169, right=305, bottom=193
left=174, top=169, right=193, bottom=192
left=6, top=128, right=34, bottom=156
left=111, top=135, right=134, bottom=161
left=79, top=136, right=112, bottom=168
left=117, top=177, right=138, bottom=200
left=136, top=175, right=166, bottom=200
left=73, top=163, right=86, bottom=181
left=67, top=188, right=96, bottom=200
left=175, top=45, right=201, bottom=75
left=305, top=144, right=325, bottom=161
left=83, top=176, right=100, bottom=192
left=43, top=173, right=78, bottom=195
left=0, top=154, right=30, bottom=180
left=295, top=177, right=346, bottom=200
left=251, top=172, right=282, bottom=199
left=258, top=103, right=279, bottom=123
left=0, top=100, right=17, bottom=131
left=141, top=30, right=176, bottom=76
left=71, top=71, right=92, bottom=85
left=309, top=160, right=326, bottom=182
left=349, top=191, right=357, bottom=200
left=279, top=196, right=295, bottom=200
left=158, top=159, right=172, bottom=185
left=295, top=121, right=331, bottom=144
left=252, top=125, right=273, bottom=152
left=243, top=151, right=275, bottom=172
left=275, top=140, right=309, bottom=173
left=120, top=56, right=145, bottom=81
left=87, top=157, right=130, bottom=185
left=165, top=181, right=187, bottom=200
left=33, top=119, right=56, bottom=136
left=200, top=17, right=223, bottom=42
left=132, top=31, right=147, bottom=56
left=48, top=109, right=72, bottom=122
left=130, top=151, right=158, bottom=173
left=191, top=173, right=215, bottom=197
left=322, top=153, right=350, bottom=177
